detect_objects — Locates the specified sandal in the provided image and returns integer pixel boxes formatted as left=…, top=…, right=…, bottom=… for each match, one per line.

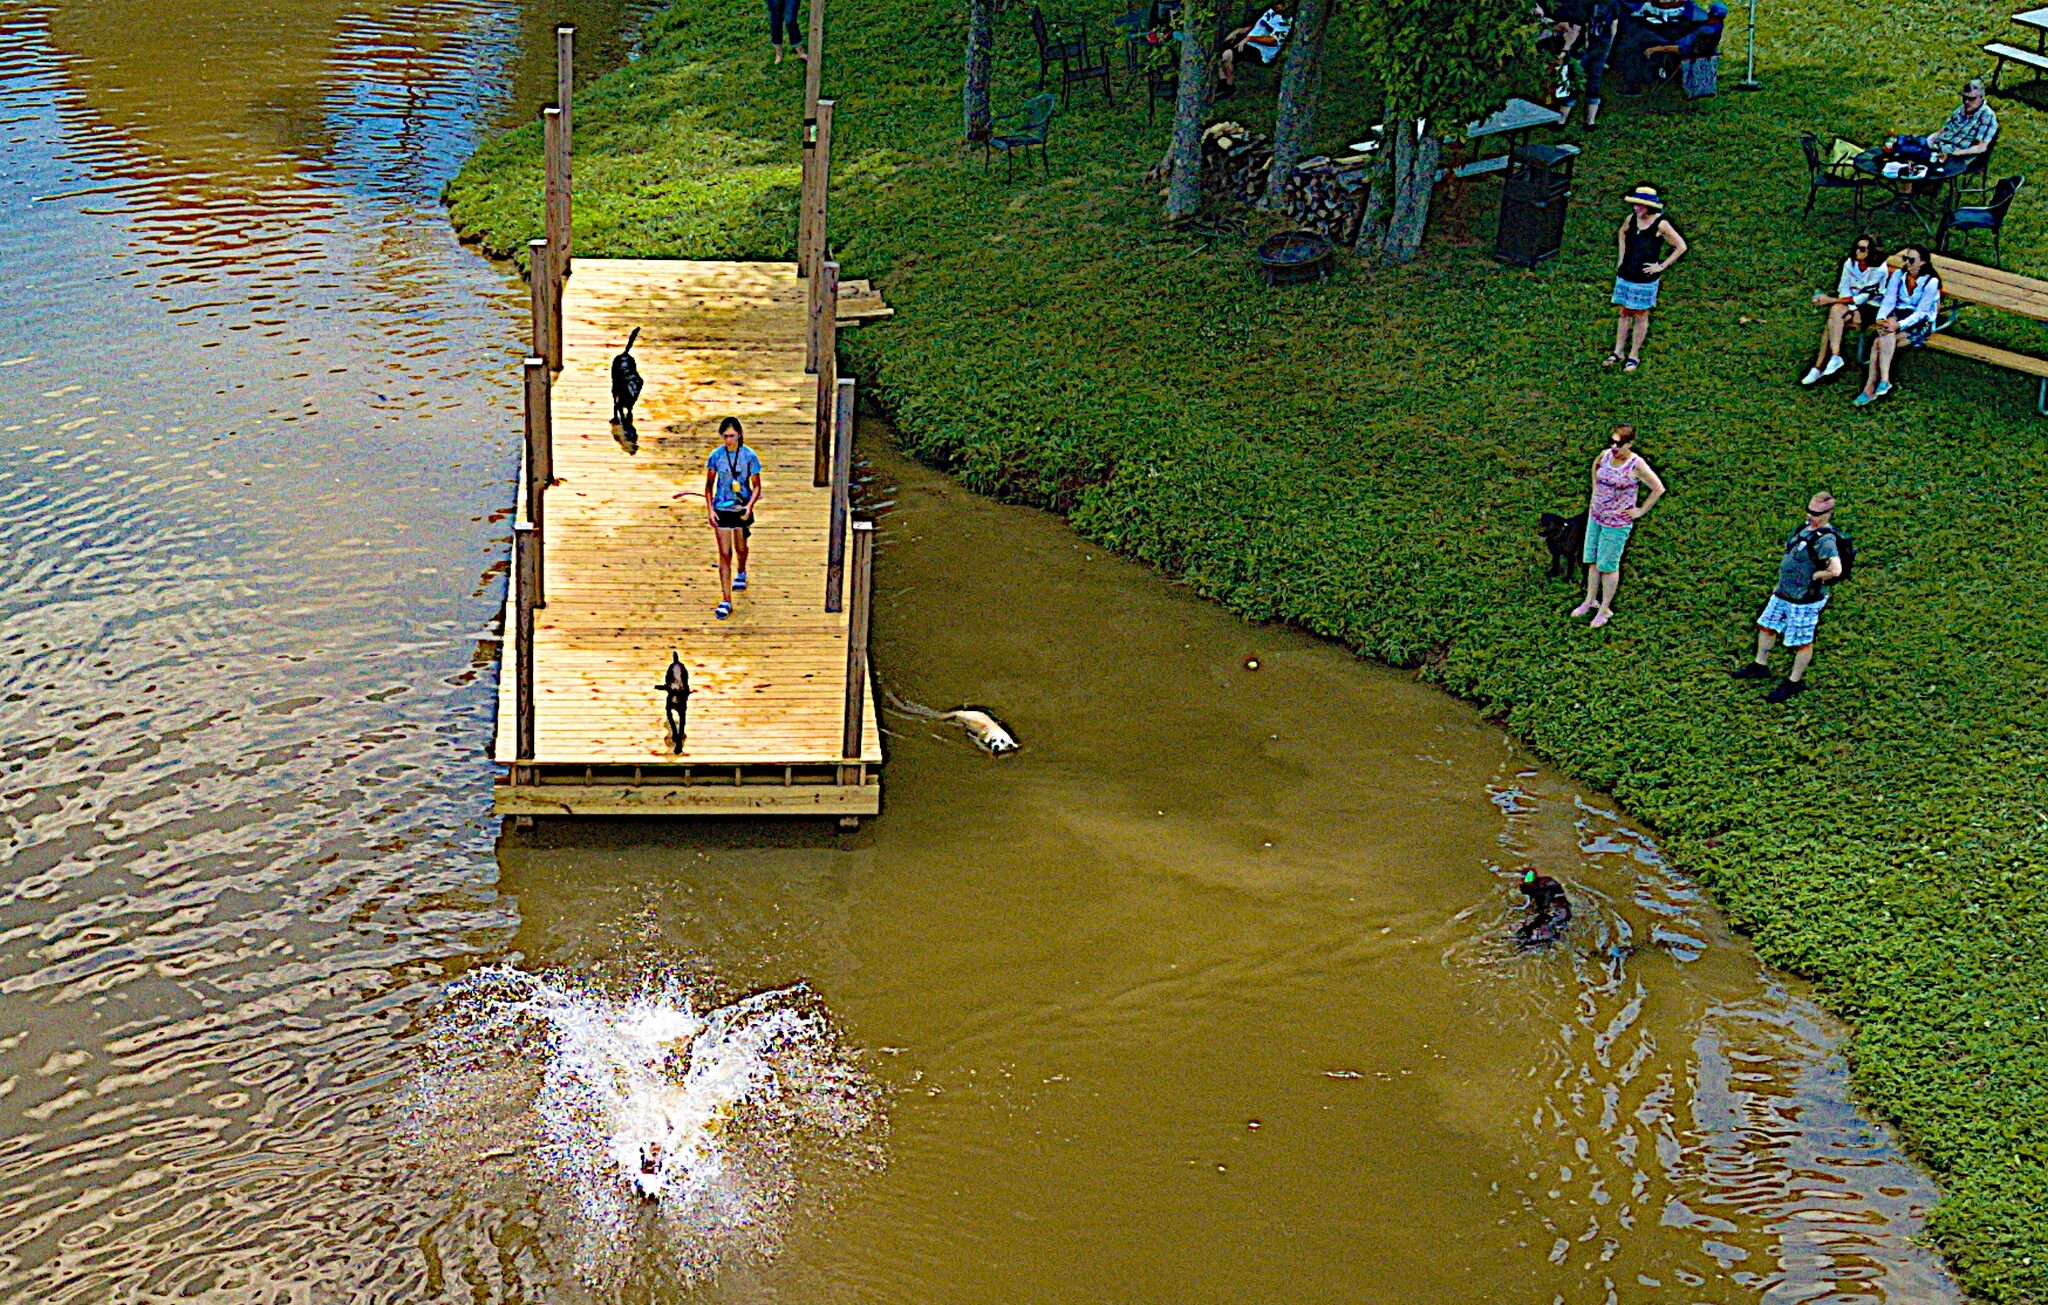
left=1602, top=352, right=1622, bottom=368
left=715, top=601, right=732, bottom=620
left=1623, top=357, right=1641, bottom=373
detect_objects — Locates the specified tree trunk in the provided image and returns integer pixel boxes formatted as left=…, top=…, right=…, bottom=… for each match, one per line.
left=1164, top=2, right=1215, bottom=221
left=1262, top=0, right=1328, bottom=208
left=1354, top=157, right=1390, bottom=254
left=964, top=0, right=995, bottom=143
left=1381, top=121, right=1440, bottom=264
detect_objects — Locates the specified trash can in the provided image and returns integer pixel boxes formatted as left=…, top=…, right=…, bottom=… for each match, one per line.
left=1494, top=143, right=1580, bottom=269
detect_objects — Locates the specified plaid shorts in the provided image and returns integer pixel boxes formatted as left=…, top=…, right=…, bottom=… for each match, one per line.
left=1758, top=593, right=1827, bottom=646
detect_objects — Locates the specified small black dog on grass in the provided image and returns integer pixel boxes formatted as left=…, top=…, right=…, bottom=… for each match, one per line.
left=1538, top=511, right=1587, bottom=578
left=658, top=652, right=690, bottom=753
left=611, top=328, right=645, bottom=437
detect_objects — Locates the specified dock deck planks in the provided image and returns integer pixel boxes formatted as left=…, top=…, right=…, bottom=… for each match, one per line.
left=493, top=259, right=881, bottom=816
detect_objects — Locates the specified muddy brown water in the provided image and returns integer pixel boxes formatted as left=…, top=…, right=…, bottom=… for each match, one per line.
left=0, top=2, right=1964, bottom=1300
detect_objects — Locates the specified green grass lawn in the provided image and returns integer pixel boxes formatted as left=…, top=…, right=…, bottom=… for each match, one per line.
left=449, top=2, right=2048, bottom=1295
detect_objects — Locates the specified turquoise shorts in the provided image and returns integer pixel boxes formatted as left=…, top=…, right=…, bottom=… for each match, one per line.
left=1582, top=518, right=1633, bottom=573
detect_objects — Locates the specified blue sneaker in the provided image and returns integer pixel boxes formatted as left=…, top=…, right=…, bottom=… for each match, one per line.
left=715, top=601, right=732, bottom=620
left=1874, top=380, right=1893, bottom=398
left=1853, top=390, right=1876, bottom=406
left=733, top=571, right=748, bottom=592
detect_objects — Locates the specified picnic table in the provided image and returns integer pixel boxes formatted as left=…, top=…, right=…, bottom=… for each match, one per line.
left=1851, top=146, right=1973, bottom=236
left=1452, top=99, right=1566, bottom=178
left=1891, top=252, right=2048, bottom=414
left=1985, top=7, right=2048, bottom=94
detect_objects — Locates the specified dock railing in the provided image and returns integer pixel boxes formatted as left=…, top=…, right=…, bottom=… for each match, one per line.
left=501, top=6, right=883, bottom=819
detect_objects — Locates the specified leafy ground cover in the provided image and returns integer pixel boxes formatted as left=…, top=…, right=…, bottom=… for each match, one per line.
left=449, top=2, right=2048, bottom=1295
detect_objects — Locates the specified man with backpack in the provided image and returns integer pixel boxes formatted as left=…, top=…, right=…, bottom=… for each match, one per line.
left=1732, top=490, right=1851, bottom=702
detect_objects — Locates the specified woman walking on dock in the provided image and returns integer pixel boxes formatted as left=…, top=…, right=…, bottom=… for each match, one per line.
left=706, top=418, right=763, bottom=620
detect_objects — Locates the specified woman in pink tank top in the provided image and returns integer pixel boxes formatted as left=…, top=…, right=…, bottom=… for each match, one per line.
left=1572, top=424, right=1665, bottom=628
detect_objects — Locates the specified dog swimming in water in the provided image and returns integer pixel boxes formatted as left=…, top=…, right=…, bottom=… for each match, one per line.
left=1515, top=868, right=1572, bottom=948
left=635, top=1139, right=664, bottom=1200
left=945, top=709, right=1018, bottom=755
left=611, top=327, right=645, bottom=437
left=884, top=692, right=1020, bottom=755
left=658, top=652, right=690, bottom=753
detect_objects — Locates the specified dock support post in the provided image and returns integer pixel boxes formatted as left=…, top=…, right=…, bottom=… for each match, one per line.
left=544, top=107, right=567, bottom=353
left=799, top=116, right=817, bottom=280
left=826, top=377, right=855, bottom=612
left=523, top=356, right=553, bottom=494
left=814, top=262, right=838, bottom=486
left=514, top=522, right=538, bottom=768
left=523, top=357, right=551, bottom=609
left=804, top=0, right=825, bottom=119
left=557, top=25, right=575, bottom=269
left=841, top=520, right=874, bottom=783
left=529, top=238, right=556, bottom=371
left=805, top=100, right=834, bottom=372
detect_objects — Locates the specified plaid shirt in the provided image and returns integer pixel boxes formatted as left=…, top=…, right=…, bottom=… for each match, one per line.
left=1931, top=102, right=1998, bottom=154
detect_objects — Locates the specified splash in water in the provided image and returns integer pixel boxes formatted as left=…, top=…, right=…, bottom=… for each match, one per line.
left=408, top=966, right=883, bottom=1290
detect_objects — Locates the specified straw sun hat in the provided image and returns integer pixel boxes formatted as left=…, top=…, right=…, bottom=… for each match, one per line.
left=1622, top=186, right=1665, bottom=210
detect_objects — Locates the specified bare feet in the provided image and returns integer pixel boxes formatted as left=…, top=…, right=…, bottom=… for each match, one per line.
left=795, top=46, right=808, bottom=61
left=1569, top=600, right=1597, bottom=618
left=1589, top=609, right=1613, bottom=628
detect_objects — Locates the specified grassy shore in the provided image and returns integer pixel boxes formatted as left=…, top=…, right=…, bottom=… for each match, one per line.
left=450, top=2, right=2048, bottom=1295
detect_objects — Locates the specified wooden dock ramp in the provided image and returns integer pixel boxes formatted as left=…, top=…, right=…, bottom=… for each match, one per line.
left=493, top=259, right=882, bottom=819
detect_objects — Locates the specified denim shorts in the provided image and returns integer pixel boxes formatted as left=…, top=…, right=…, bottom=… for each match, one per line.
left=1612, top=277, right=1661, bottom=311
left=1582, top=518, right=1633, bottom=573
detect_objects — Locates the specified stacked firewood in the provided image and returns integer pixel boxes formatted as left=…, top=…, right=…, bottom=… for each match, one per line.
left=1201, top=121, right=1274, bottom=206
left=1151, top=124, right=1373, bottom=243
left=1269, top=154, right=1372, bottom=244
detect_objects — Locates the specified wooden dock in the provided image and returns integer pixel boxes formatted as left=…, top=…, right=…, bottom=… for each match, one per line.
left=493, top=259, right=883, bottom=819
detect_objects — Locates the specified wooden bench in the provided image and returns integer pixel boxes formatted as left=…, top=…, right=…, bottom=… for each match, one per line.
left=1984, top=41, right=2048, bottom=94
left=1925, top=331, right=2048, bottom=413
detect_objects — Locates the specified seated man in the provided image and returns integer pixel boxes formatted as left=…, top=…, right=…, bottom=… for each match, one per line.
left=1217, top=0, right=1294, bottom=97
left=1612, top=0, right=1701, bottom=93
left=1927, top=77, right=1998, bottom=163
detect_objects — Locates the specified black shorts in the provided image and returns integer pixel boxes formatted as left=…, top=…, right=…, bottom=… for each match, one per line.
left=713, top=508, right=752, bottom=535
left=1855, top=302, right=1878, bottom=327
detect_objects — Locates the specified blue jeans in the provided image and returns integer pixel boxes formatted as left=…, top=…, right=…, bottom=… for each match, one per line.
left=768, top=0, right=801, bottom=46
left=1577, top=12, right=1617, bottom=105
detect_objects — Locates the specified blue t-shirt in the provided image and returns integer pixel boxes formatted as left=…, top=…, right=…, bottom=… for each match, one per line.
left=709, top=445, right=761, bottom=510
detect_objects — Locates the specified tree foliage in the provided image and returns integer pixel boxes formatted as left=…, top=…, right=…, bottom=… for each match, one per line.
left=1351, top=0, right=1536, bottom=126
left=1349, top=0, right=1537, bottom=261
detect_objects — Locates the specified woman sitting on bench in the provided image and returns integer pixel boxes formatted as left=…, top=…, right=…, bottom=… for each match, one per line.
left=1803, top=233, right=1887, bottom=386
left=1856, top=245, right=1941, bottom=407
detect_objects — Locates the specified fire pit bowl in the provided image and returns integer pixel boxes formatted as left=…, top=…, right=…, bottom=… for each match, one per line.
left=1253, top=230, right=1334, bottom=287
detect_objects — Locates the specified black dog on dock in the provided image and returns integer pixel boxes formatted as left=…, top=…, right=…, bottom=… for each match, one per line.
left=1538, top=511, right=1587, bottom=578
left=659, top=652, right=690, bottom=753
left=611, top=328, right=645, bottom=437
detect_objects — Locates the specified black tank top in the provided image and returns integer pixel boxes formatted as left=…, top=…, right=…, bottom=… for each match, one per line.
left=1620, top=215, right=1667, bottom=283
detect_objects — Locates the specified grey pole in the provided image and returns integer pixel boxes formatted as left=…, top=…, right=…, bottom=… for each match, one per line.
left=1735, top=0, right=1761, bottom=90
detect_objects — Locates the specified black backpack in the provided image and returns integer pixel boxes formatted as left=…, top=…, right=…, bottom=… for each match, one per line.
left=1794, top=524, right=1855, bottom=599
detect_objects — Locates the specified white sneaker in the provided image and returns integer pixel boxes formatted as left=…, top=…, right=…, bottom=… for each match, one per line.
left=1822, top=354, right=1846, bottom=377
left=1800, top=367, right=1823, bottom=386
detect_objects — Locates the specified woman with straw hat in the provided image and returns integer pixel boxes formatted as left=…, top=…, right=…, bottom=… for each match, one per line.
left=1605, top=184, right=1687, bottom=373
